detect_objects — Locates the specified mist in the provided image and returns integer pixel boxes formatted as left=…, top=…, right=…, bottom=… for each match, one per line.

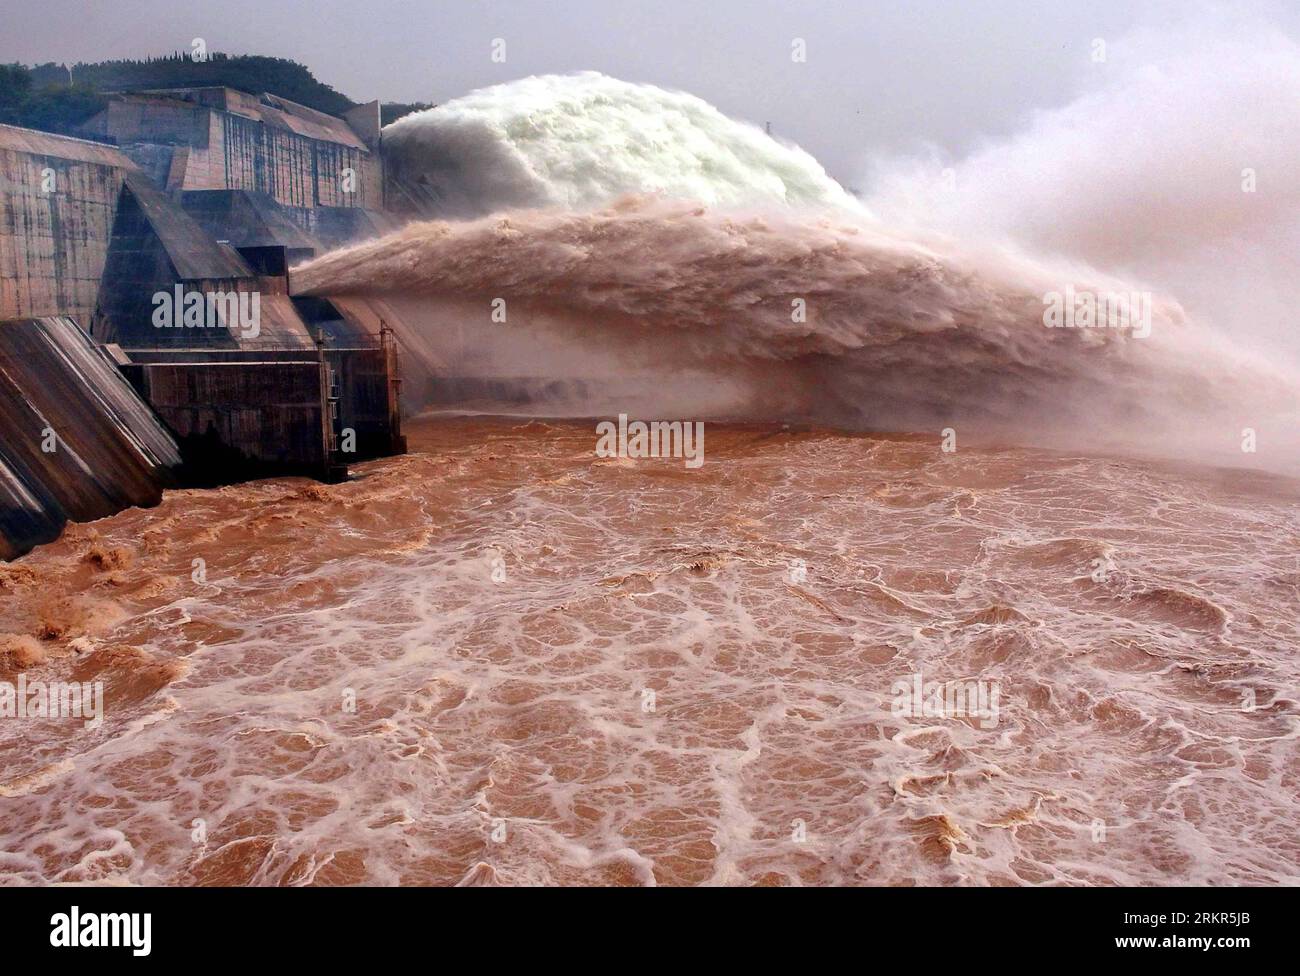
left=295, top=15, right=1300, bottom=471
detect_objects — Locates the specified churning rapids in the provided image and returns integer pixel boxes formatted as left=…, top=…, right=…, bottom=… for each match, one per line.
left=2, top=53, right=1299, bottom=885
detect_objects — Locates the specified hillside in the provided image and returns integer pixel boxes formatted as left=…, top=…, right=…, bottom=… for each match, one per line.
left=1, top=54, right=434, bottom=135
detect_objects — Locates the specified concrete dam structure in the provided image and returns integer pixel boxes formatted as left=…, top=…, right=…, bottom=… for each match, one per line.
left=0, top=86, right=411, bottom=559
left=0, top=315, right=182, bottom=560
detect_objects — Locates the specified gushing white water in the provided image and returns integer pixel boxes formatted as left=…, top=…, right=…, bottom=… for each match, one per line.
left=383, top=71, right=863, bottom=216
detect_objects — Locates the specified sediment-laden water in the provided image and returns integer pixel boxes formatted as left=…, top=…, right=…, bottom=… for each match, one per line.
left=1, top=416, right=1296, bottom=885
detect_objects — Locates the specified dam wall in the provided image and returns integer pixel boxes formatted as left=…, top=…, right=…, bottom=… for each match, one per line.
left=82, top=88, right=385, bottom=212
left=122, top=358, right=341, bottom=484
left=0, top=102, right=411, bottom=560
left=323, top=343, right=406, bottom=461
left=89, top=174, right=319, bottom=352
left=0, top=316, right=181, bottom=560
left=0, top=127, right=136, bottom=324
left=292, top=296, right=407, bottom=460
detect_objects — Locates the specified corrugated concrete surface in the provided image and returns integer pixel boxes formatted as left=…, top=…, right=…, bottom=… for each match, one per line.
left=0, top=316, right=181, bottom=560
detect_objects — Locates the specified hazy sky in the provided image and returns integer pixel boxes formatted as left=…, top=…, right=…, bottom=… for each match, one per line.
left=3, top=0, right=1298, bottom=183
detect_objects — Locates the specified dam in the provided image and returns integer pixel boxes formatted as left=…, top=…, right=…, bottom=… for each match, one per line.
left=1, top=87, right=410, bottom=559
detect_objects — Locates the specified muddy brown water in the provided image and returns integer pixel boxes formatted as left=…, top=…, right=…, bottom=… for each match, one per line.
left=1, top=416, right=1297, bottom=885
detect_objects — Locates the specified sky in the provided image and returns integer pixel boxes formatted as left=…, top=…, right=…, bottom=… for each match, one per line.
left=3, top=0, right=1299, bottom=184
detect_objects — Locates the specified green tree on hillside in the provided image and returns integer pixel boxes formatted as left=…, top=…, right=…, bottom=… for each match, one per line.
left=0, top=64, right=106, bottom=136
left=2, top=54, right=435, bottom=136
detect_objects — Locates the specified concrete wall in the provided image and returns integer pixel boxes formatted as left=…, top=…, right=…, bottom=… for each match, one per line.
left=327, top=343, right=406, bottom=461
left=0, top=316, right=181, bottom=560
left=100, top=95, right=209, bottom=148
left=0, top=126, right=135, bottom=323
left=90, top=177, right=319, bottom=353
left=125, top=360, right=340, bottom=482
left=214, top=111, right=381, bottom=209
left=89, top=91, right=383, bottom=211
